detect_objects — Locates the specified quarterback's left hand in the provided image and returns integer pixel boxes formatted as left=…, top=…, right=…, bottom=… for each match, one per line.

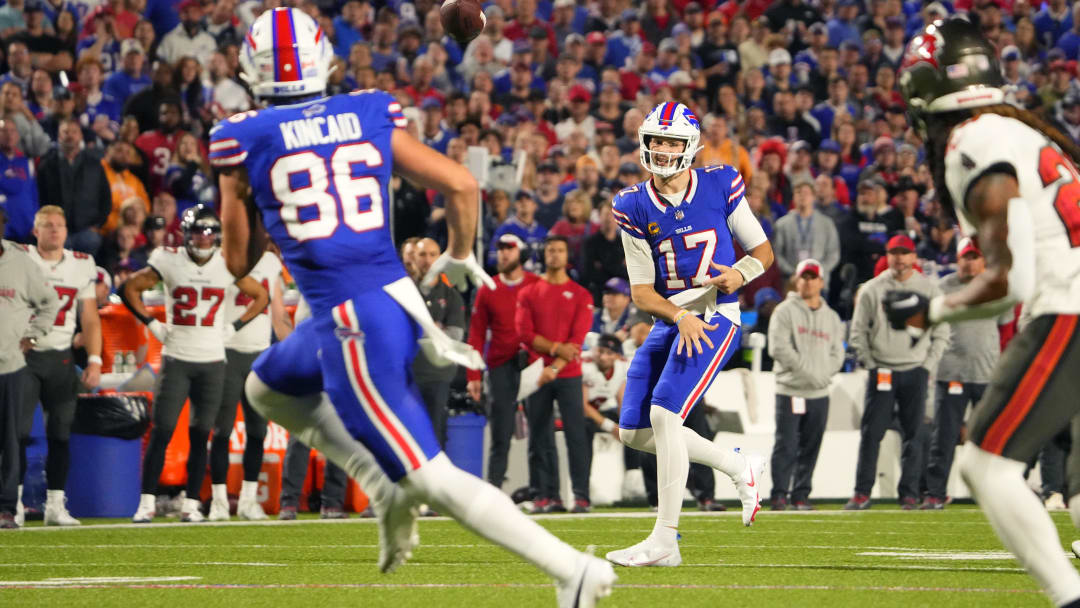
left=423, top=252, right=496, bottom=292
left=697, top=262, right=745, bottom=294
left=883, top=290, right=930, bottom=332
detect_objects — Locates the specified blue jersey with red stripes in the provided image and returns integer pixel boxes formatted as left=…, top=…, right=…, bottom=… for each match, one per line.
left=208, top=90, right=409, bottom=316
left=611, top=165, right=747, bottom=306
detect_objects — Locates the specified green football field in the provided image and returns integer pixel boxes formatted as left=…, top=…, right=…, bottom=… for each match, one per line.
left=1, top=506, right=1075, bottom=607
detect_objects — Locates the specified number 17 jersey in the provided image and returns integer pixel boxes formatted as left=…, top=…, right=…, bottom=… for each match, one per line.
left=209, top=90, right=409, bottom=317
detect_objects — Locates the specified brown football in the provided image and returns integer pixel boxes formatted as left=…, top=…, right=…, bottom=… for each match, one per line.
left=440, top=0, right=486, bottom=45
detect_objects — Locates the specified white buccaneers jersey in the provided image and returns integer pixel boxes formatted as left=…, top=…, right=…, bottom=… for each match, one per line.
left=945, top=113, right=1080, bottom=317
left=582, top=360, right=628, bottom=414
left=27, top=248, right=96, bottom=351
left=147, top=246, right=237, bottom=362
left=224, top=251, right=281, bottom=353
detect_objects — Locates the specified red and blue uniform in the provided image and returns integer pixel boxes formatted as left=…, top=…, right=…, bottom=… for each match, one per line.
left=208, top=90, right=438, bottom=481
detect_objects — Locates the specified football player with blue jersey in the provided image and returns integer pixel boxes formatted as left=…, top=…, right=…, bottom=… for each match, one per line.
left=212, top=9, right=616, bottom=607
left=606, top=102, right=775, bottom=568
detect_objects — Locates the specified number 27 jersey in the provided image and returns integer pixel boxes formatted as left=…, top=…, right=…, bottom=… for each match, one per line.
left=944, top=113, right=1080, bottom=317
left=208, top=90, right=409, bottom=317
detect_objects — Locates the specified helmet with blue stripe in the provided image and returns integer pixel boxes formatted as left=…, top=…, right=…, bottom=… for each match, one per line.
left=239, top=7, right=333, bottom=100
left=639, top=102, right=703, bottom=178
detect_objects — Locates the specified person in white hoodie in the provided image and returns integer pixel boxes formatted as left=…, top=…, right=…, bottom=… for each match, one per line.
left=767, top=259, right=845, bottom=511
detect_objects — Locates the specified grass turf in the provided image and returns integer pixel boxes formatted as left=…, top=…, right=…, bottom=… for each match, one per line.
left=0, top=505, right=1073, bottom=607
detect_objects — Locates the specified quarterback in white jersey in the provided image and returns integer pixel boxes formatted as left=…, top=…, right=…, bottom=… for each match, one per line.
left=120, top=204, right=268, bottom=523
left=207, top=248, right=284, bottom=522
left=17, top=206, right=102, bottom=527
left=889, top=17, right=1080, bottom=606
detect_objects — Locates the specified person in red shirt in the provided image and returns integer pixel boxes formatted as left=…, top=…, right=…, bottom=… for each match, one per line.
left=515, top=235, right=594, bottom=513
left=134, top=99, right=184, bottom=197
left=467, top=234, right=539, bottom=490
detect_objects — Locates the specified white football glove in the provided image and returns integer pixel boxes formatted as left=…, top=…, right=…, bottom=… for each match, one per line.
left=418, top=335, right=486, bottom=371
left=147, top=319, right=170, bottom=344
left=422, top=252, right=496, bottom=292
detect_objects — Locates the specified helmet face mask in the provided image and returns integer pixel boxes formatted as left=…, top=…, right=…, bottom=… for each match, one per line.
left=181, top=205, right=222, bottom=263
left=240, top=7, right=333, bottom=101
left=639, top=102, right=703, bottom=178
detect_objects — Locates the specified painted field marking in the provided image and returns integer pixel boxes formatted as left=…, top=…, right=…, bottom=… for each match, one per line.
left=0, top=576, right=199, bottom=587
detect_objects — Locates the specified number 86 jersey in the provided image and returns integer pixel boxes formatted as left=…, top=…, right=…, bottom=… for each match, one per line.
left=208, top=90, right=409, bottom=317
left=944, top=113, right=1080, bottom=317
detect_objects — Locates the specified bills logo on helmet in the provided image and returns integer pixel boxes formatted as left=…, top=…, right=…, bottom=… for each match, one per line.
left=638, top=102, right=704, bottom=178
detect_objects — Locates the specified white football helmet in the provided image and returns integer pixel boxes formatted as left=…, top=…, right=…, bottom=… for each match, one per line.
left=239, top=7, right=333, bottom=100
left=638, top=102, right=704, bottom=178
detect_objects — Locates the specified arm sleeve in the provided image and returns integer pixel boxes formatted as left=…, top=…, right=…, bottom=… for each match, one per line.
left=465, top=288, right=490, bottom=382
left=569, top=289, right=594, bottom=347
left=848, top=285, right=877, bottom=370
left=726, top=198, right=768, bottom=252
left=25, top=259, right=59, bottom=339
left=76, top=259, right=96, bottom=300
left=208, top=122, right=249, bottom=168
left=622, top=230, right=656, bottom=286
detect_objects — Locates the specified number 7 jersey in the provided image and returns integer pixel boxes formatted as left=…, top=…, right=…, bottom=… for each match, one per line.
left=209, top=90, right=409, bottom=316
left=944, top=112, right=1080, bottom=317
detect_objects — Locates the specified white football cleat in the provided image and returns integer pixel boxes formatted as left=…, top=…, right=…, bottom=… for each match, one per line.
left=374, top=485, right=420, bottom=574
left=132, top=494, right=156, bottom=523
left=237, top=499, right=268, bottom=521
left=44, top=497, right=81, bottom=526
left=558, top=548, right=618, bottom=607
left=208, top=498, right=231, bottom=522
left=605, top=537, right=682, bottom=567
left=735, top=454, right=766, bottom=527
left=180, top=498, right=205, bottom=523
left=1045, top=492, right=1067, bottom=511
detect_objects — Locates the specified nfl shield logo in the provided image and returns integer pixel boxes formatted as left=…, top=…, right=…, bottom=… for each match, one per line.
left=674, top=210, right=684, bottom=220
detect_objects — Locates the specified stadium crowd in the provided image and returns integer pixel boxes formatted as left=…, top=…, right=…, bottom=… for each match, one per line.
left=2, top=0, right=1079, bottom=518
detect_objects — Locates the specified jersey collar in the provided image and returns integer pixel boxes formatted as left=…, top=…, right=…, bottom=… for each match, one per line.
left=645, top=170, right=697, bottom=213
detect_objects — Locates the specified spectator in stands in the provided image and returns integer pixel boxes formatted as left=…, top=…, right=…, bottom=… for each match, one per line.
left=772, top=175, right=841, bottom=286
left=157, top=0, right=217, bottom=65
left=0, top=0, right=25, bottom=37
left=556, top=85, right=596, bottom=142
left=204, top=0, right=241, bottom=47
left=98, top=222, right=146, bottom=274
left=0, top=119, right=37, bottom=244
left=758, top=138, right=793, bottom=216
left=122, top=60, right=175, bottom=132
left=549, top=189, right=593, bottom=273
left=410, top=238, right=466, bottom=450
left=468, top=234, right=539, bottom=489
left=39, top=85, right=79, bottom=142
left=922, top=238, right=1009, bottom=510
left=846, top=234, right=949, bottom=511
left=516, top=235, right=593, bottom=513
left=76, top=55, right=122, bottom=138
left=27, top=70, right=54, bottom=121
left=769, top=89, right=819, bottom=146
left=582, top=198, right=625, bottom=299
left=36, top=118, right=111, bottom=256
left=103, top=39, right=150, bottom=107
left=811, top=75, right=858, bottom=144
left=134, top=98, right=184, bottom=196
left=1034, top=0, right=1071, bottom=48
left=207, top=51, right=251, bottom=117
left=1, top=82, right=50, bottom=159
left=840, top=175, right=902, bottom=286
left=767, top=259, right=844, bottom=511
left=164, top=132, right=214, bottom=214
left=591, top=277, right=634, bottom=342
left=892, top=176, right=930, bottom=245
left=1, top=41, right=32, bottom=96
left=489, top=190, right=548, bottom=268
left=101, top=140, right=151, bottom=235
left=699, top=113, right=753, bottom=180
left=785, top=140, right=814, bottom=186
left=917, top=217, right=958, bottom=278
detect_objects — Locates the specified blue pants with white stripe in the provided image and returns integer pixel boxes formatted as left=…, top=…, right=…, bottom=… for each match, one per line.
left=250, top=289, right=441, bottom=482
left=620, top=314, right=741, bottom=430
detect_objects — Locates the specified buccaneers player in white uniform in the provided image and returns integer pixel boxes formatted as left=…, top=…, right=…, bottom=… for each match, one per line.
left=120, top=205, right=267, bottom=523
left=17, top=206, right=102, bottom=526
left=888, top=18, right=1080, bottom=607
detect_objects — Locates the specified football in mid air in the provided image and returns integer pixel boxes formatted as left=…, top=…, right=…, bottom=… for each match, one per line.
left=440, top=0, right=486, bottom=46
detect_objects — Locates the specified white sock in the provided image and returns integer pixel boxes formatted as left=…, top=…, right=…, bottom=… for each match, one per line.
left=245, top=375, right=394, bottom=505
left=649, top=407, right=687, bottom=545
left=46, top=489, right=64, bottom=506
left=959, top=443, right=1080, bottom=605
left=17, top=484, right=22, bottom=504
left=240, top=480, right=258, bottom=502
left=403, top=453, right=579, bottom=582
left=621, top=425, right=747, bottom=479
left=212, top=484, right=228, bottom=504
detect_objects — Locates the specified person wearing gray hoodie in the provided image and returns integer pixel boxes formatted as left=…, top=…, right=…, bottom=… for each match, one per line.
left=846, top=234, right=950, bottom=510
left=767, top=259, right=845, bottom=510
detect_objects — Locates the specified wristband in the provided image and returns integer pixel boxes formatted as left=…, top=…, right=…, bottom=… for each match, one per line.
left=232, top=318, right=251, bottom=333
left=600, top=418, right=616, bottom=432
left=673, top=309, right=690, bottom=325
left=87, top=355, right=103, bottom=366
left=732, top=255, right=766, bottom=285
